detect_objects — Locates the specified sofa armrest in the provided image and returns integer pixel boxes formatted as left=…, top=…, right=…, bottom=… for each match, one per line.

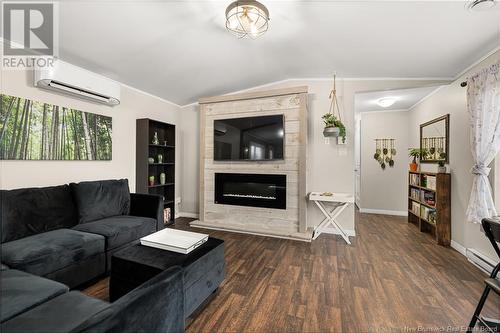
left=76, top=267, right=185, bottom=333
left=129, top=193, right=164, bottom=231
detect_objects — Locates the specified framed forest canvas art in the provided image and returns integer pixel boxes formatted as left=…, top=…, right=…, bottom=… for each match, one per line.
left=0, top=94, right=112, bottom=160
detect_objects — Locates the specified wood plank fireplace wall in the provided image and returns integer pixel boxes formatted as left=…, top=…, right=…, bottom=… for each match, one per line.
left=191, top=86, right=309, bottom=240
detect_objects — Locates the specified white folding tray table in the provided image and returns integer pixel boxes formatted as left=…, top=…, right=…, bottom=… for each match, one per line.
left=309, top=192, right=354, bottom=244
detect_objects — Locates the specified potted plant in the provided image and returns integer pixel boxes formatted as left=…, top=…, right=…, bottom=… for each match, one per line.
left=322, top=113, right=346, bottom=143
left=437, top=160, right=447, bottom=173
left=408, top=148, right=428, bottom=172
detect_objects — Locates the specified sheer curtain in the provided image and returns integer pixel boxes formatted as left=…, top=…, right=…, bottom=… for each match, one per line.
left=465, top=62, right=500, bottom=223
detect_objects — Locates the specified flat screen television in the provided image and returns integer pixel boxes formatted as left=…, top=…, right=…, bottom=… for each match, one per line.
left=214, top=115, right=284, bottom=161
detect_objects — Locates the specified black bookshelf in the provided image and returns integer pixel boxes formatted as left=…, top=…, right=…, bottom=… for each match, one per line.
left=136, top=119, right=175, bottom=225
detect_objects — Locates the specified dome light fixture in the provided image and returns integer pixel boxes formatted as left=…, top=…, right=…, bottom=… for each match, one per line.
left=225, top=1, right=270, bottom=39
left=466, top=0, right=496, bottom=11
left=377, top=97, right=397, bottom=108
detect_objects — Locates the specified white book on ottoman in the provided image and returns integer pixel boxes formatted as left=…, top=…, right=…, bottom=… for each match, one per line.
left=140, top=228, right=209, bottom=254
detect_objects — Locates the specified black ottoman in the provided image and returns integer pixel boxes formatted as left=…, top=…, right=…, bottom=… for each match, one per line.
left=110, top=237, right=224, bottom=319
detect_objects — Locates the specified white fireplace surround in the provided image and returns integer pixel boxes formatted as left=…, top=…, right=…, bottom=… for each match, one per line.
left=190, top=86, right=310, bottom=241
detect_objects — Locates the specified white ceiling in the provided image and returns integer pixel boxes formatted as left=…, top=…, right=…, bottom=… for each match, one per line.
left=58, top=1, right=500, bottom=105
left=355, top=85, right=443, bottom=112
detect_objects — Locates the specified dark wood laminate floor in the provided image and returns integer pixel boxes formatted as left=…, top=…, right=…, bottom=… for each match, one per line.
left=83, top=212, right=499, bottom=332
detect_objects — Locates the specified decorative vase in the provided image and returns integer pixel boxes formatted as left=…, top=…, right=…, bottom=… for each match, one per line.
left=157, top=154, right=163, bottom=164
left=148, top=157, right=154, bottom=164
left=149, top=176, right=155, bottom=186
left=409, top=161, right=418, bottom=172
left=438, top=166, right=447, bottom=173
left=152, top=132, right=159, bottom=145
left=160, top=173, right=166, bottom=185
left=323, top=126, right=340, bottom=137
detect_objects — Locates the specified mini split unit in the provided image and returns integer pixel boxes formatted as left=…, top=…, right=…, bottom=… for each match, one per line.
left=34, top=60, right=121, bottom=106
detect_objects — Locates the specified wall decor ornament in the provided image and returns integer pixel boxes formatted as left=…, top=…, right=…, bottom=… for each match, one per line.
left=373, top=138, right=396, bottom=170
left=0, top=94, right=112, bottom=160
left=152, top=132, right=159, bottom=145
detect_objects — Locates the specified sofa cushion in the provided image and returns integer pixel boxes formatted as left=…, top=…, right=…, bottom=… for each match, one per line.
left=72, top=215, right=156, bottom=250
left=70, top=179, right=131, bottom=224
left=1, top=185, right=77, bottom=243
left=0, top=291, right=110, bottom=333
left=1, top=229, right=105, bottom=277
left=0, top=269, right=68, bottom=323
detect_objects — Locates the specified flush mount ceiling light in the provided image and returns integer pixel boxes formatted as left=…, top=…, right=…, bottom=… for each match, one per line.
left=377, top=98, right=396, bottom=108
left=466, top=0, right=496, bottom=11
left=225, top=1, right=269, bottom=39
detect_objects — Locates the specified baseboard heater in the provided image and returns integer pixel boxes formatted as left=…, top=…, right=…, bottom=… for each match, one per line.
left=466, top=248, right=496, bottom=274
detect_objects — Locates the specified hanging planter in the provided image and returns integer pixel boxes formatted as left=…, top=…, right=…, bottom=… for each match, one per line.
left=322, top=113, right=345, bottom=139
left=322, top=74, right=346, bottom=143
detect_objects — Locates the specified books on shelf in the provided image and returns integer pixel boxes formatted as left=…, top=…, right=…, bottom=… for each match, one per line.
left=409, top=173, right=420, bottom=186
left=407, top=170, right=450, bottom=246
left=421, top=191, right=435, bottom=206
left=140, top=228, right=208, bottom=254
left=420, top=206, right=437, bottom=224
left=410, top=188, right=420, bottom=201
left=427, top=176, right=436, bottom=190
left=411, top=201, right=420, bottom=216
left=421, top=174, right=437, bottom=190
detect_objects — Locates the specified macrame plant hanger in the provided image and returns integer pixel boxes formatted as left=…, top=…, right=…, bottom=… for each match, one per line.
left=329, top=74, right=342, bottom=125
left=323, top=74, right=344, bottom=141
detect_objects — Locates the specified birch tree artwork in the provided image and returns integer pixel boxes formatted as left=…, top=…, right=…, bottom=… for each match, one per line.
left=0, top=94, right=112, bottom=160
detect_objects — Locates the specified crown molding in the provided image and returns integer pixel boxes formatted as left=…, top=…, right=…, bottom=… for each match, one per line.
left=198, top=85, right=308, bottom=105
left=359, top=108, right=410, bottom=114
left=453, top=44, right=500, bottom=80
left=407, top=85, right=447, bottom=111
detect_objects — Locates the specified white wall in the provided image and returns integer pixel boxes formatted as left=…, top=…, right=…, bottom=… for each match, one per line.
left=183, top=78, right=448, bottom=232
left=0, top=68, right=182, bottom=202
left=178, top=104, right=199, bottom=214
left=360, top=110, right=409, bottom=214
left=408, top=50, right=500, bottom=260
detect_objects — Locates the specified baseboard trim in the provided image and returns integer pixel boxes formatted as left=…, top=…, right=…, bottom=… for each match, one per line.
left=189, top=220, right=312, bottom=242
left=450, top=240, right=467, bottom=256
left=314, top=227, right=356, bottom=237
left=359, top=208, right=408, bottom=216
left=178, top=212, right=199, bottom=219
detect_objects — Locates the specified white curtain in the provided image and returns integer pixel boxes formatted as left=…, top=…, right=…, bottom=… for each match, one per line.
left=465, top=62, right=500, bottom=223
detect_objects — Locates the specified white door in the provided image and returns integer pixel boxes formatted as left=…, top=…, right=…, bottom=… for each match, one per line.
left=354, top=115, right=361, bottom=207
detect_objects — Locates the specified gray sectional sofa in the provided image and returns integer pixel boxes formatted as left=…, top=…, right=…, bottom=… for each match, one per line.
left=1, top=267, right=184, bottom=333
left=1, top=179, right=163, bottom=288
left=0, top=179, right=187, bottom=332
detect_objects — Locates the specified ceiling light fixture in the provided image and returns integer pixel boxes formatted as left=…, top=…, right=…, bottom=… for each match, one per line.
left=377, top=98, right=396, bottom=108
left=225, top=1, right=269, bottom=39
left=466, top=0, right=496, bottom=11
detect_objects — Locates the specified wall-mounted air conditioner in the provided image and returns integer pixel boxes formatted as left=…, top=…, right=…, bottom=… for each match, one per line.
left=34, top=60, right=121, bottom=106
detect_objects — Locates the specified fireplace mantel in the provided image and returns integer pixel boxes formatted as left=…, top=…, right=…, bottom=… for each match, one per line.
left=191, top=86, right=310, bottom=241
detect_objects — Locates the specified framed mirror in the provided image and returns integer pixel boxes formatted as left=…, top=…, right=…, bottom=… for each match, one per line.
left=420, top=114, right=449, bottom=163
